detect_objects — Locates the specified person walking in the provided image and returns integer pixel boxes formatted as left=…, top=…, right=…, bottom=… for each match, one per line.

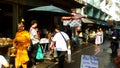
left=94, top=29, right=102, bottom=55
left=99, top=28, right=104, bottom=44
left=111, top=29, right=119, bottom=58
left=13, top=22, right=30, bottom=68
left=29, top=20, right=40, bottom=68
left=84, top=28, right=89, bottom=45
left=52, top=25, right=71, bottom=68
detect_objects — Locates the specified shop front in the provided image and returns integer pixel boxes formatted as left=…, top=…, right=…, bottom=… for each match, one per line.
left=0, top=3, right=13, bottom=38
left=0, top=0, right=84, bottom=56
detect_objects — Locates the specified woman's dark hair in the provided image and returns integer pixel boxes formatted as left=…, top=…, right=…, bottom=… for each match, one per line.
left=31, top=20, right=38, bottom=25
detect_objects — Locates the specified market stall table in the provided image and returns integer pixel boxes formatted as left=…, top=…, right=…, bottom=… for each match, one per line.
left=39, top=38, right=49, bottom=53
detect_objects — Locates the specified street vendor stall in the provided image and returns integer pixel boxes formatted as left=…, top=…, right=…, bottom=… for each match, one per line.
left=0, top=38, right=13, bottom=56
left=39, top=38, right=49, bottom=53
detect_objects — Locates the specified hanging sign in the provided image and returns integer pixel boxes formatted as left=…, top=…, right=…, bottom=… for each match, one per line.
left=80, top=55, right=99, bottom=68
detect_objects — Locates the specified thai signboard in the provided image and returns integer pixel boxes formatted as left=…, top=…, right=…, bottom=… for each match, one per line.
left=80, top=55, right=99, bottom=68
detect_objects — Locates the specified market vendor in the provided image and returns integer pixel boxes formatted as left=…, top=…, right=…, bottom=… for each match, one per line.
left=13, top=22, right=30, bottom=68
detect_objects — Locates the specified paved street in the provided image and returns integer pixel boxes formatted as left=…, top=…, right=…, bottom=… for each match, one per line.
left=36, top=39, right=118, bottom=68
left=97, top=40, right=116, bottom=68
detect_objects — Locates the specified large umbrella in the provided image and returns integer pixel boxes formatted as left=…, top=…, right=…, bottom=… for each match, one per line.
left=28, top=5, right=71, bottom=16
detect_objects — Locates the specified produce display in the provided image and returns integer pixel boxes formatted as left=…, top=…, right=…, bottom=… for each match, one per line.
left=0, top=38, right=13, bottom=46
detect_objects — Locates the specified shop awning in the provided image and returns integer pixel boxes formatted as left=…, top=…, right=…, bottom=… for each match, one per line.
left=96, top=21, right=110, bottom=26
left=114, top=26, right=120, bottom=29
left=81, top=18, right=94, bottom=23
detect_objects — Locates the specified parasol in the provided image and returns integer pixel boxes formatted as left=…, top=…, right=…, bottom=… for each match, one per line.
left=28, top=5, right=71, bottom=16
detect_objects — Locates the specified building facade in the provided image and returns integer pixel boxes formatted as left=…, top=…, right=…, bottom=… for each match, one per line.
left=0, top=0, right=84, bottom=38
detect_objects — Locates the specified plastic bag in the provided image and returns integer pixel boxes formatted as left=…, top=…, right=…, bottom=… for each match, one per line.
left=53, top=47, right=58, bottom=58
left=36, top=45, right=44, bottom=60
left=67, top=49, right=71, bottom=63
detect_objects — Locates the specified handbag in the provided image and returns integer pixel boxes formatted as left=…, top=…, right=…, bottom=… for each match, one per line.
left=67, top=49, right=71, bottom=63
left=36, top=44, right=44, bottom=60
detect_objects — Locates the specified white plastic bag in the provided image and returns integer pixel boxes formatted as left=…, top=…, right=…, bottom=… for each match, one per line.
left=67, top=49, right=71, bottom=63
left=53, top=47, right=58, bottom=58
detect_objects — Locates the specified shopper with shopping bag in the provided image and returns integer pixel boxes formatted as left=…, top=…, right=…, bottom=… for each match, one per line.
left=52, top=25, right=71, bottom=68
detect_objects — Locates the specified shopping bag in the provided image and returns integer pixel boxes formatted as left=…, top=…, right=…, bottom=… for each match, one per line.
left=67, top=49, right=71, bottom=63
left=36, top=45, right=44, bottom=60
left=53, top=47, right=58, bottom=58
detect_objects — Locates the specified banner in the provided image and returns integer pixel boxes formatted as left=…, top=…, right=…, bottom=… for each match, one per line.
left=80, top=55, right=99, bottom=68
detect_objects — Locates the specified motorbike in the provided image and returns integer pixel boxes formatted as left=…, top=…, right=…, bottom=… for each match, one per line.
left=110, top=36, right=119, bottom=58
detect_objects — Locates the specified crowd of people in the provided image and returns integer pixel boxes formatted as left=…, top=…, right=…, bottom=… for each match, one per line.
left=80, top=27, right=120, bottom=57
left=0, top=19, right=72, bottom=68
left=1, top=18, right=120, bottom=68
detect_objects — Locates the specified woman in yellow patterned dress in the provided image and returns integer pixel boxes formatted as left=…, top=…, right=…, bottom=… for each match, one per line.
left=13, top=22, right=30, bottom=68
